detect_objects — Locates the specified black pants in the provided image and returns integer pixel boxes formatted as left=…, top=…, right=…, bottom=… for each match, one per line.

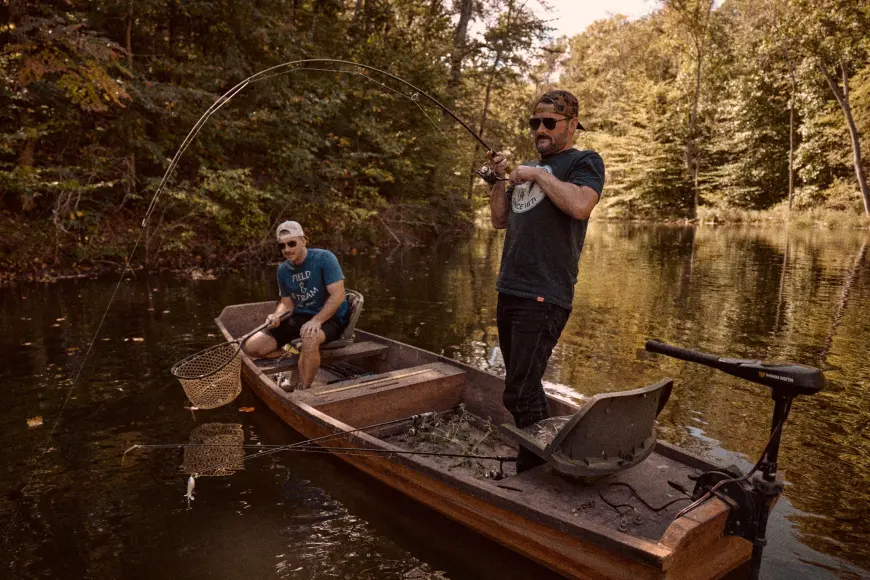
left=496, top=293, right=570, bottom=430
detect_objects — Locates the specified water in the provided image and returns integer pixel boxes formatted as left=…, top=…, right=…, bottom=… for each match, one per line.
left=1, top=223, right=868, bottom=579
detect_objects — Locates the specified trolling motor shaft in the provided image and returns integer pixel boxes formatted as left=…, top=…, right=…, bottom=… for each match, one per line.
left=645, top=340, right=825, bottom=580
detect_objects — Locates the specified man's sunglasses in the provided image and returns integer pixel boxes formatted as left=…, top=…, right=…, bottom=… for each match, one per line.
left=528, top=116, right=571, bottom=131
left=278, top=241, right=299, bottom=250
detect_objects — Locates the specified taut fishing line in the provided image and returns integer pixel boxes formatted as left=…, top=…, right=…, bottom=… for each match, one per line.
left=3, top=59, right=502, bottom=553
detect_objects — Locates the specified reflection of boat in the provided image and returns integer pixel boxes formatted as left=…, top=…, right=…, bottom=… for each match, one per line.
left=216, top=301, right=823, bottom=580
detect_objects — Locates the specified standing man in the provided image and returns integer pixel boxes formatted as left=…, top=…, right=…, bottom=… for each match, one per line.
left=244, top=221, right=349, bottom=390
left=486, top=90, right=605, bottom=471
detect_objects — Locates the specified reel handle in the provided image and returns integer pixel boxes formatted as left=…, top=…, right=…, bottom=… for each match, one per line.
left=477, top=150, right=510, bottom=184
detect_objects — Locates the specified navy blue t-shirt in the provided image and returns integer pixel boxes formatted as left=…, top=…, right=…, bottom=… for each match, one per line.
left=496, top=148, right=605, bottom=310
left=277, top=248, right=349, bottom=324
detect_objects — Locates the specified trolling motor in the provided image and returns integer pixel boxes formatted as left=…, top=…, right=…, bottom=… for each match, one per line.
left=645, top=340, right=826, bottom=580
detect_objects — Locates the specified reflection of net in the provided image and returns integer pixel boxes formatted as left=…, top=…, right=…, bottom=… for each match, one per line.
left=525, top=416, right=571, bottom=447
left=182, top=423, right=245, bottom=476
left=171, top=342, right=243, bottom=409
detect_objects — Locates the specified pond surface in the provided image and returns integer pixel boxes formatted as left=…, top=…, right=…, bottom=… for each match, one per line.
left=1, top=223, right=869, bottom=579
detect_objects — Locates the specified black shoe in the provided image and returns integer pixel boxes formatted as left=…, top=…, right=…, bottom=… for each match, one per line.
left=515, top=447, right=547, bottom=473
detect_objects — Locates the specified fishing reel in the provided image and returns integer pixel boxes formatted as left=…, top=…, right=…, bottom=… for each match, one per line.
left=476, top=165, right=508, bottom=185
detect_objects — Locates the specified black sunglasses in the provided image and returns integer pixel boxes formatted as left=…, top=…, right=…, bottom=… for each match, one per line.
left=278, top=241, right=299, bottom=250
left=528, top=116, right=571, bottom=131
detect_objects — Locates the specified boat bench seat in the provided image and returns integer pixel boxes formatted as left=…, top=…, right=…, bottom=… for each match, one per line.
left=254, top=341, right=389, bottom=375
left=295, top=362, right=466, bottom=427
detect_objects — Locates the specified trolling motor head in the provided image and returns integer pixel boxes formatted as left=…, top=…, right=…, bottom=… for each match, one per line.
left=644, top=339, right=825, bottom=580
left=645, top=340, right=826, bottom=397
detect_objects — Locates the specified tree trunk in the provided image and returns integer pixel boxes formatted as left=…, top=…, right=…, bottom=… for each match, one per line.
left=447, top=0, right=474, bottom=109
left=351, top=0, right=364, bottom=26
left=464, top=0, right=516, bottom=199
left=786, top=55, right=797, bottom=210
left=465, top=61, right=500, bottom=199
left=819, top=61, right=870, bottom=215
left=688, top=49, right=702, bottom=219
left=309, top=2, right=320, bottom=42
left=125, top=1, right=136, bottom=201
left=18, top=138, right=35, bottom=168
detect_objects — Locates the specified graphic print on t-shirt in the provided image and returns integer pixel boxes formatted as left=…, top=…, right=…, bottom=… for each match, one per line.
left=291, top=269, right=318, bottom=306
left=511, top=164, right=553, bottom=213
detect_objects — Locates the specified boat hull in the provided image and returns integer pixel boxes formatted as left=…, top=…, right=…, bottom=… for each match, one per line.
left=217, top=303, right=752, bottom=580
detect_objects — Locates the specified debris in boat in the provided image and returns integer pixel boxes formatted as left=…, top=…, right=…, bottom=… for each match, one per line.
left=276, top=372, right=296, bottom=391
left=26, top=416, right=44, bottom=428
left=238, top=406, right=255, bottom=413
left=386, top=407, right=517, bottom=480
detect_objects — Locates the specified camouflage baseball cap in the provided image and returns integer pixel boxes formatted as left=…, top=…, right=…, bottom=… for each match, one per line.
left=533, top=90, right=585, bottom=131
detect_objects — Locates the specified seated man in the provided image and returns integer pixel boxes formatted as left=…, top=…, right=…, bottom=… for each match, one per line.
left=243, top=220, right=349, bottom=390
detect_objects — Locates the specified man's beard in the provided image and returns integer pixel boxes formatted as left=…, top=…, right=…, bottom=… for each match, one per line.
left=535, top=134, right=564, bottom=156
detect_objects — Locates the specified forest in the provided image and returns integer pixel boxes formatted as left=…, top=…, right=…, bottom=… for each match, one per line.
left=1, top=0, right=869, bottom=278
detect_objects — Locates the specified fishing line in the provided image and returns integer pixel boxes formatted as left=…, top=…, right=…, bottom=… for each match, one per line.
left=126, top=442, right=514, bottom=463
left=1, top=227, right=148, bottom=553
left=4, top=59, right=500, bottom=554
left=123, top=414, right=428, bottom=464
left=142, top=58, right=500, bottom=227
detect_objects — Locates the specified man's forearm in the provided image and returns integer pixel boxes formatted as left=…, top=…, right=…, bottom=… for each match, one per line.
left=490, top=181, right=509, bottom=229
left=533, top=170, right=598, bottom=220
left=274, top=298, right=293, bottom=316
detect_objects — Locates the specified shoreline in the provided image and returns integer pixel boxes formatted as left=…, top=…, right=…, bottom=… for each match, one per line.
left=4, top=209, right=869, bottom=285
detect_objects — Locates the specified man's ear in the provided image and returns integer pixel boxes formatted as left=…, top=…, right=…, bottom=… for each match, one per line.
left=569, top=118, right=580, bottom=132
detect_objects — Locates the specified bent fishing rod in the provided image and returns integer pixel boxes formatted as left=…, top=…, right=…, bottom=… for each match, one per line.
left=143, top=58, right=506, bottom=227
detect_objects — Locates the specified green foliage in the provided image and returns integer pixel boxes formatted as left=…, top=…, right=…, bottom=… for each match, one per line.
left=555, top=0, right=870, bottom=217
left=1, top=0, right=868, bottom=277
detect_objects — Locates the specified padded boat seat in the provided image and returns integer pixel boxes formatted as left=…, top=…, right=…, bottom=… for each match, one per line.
left=500, top=378, right=673, bottom=479
left=291, top=289, right=364, bottom=351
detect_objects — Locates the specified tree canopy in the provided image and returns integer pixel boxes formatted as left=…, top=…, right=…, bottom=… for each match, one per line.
left=1, top=0, right=868, bottom=276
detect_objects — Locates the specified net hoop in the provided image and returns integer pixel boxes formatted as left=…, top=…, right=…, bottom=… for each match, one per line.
left=171, top=341, right=242, bottom=380
left=171, top=341, right=245, bottom=409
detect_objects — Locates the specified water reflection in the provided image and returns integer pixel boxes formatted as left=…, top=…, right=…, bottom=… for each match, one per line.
left=0, top=223, right=868, bottom=579
left=345, top=223, right=870, bottom=578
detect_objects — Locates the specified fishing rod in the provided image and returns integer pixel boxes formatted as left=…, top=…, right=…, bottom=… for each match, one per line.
left=143, top=58, right=507, bottom=227
left=4, top=59, right=508, bottom=553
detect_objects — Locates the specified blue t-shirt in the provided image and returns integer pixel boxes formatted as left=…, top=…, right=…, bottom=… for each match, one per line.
left=277, top=248, right=349, bottom=324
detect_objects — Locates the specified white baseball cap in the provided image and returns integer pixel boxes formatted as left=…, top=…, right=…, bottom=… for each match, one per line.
left=276, top=220, right=306, bottom=240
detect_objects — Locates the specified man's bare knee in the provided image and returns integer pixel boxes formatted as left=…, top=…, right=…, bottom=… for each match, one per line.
left=244, top=332, right=276, bottom=357
left=300, top=334, right=324, bottom=353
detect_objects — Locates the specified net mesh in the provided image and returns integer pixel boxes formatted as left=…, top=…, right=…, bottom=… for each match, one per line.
left=182, top=422, right=245, bottom=476
left=172, top=342, right=243, bottom=409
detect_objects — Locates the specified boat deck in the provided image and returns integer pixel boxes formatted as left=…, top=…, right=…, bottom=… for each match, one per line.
left=381, top=408, right=697, bottom=543
left=218, top=303, right=753, bottom=580
left=250, top=339, right=699, bottom=544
